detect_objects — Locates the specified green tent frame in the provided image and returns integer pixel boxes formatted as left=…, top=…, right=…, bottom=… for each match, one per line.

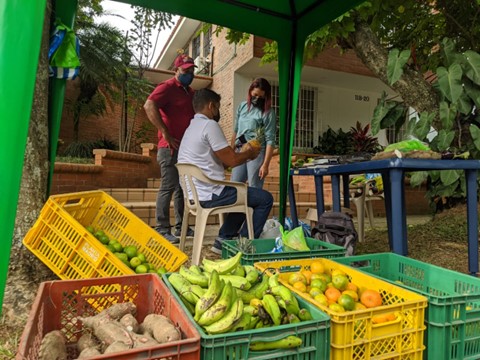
left=0, top=0, right=363, bottom=309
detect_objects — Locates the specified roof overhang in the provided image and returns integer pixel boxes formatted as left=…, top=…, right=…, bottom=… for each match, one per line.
left=143, top=68, right=212, bottom=90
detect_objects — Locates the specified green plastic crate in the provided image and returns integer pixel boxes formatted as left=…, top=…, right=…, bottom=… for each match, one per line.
left=221, top=237, right=345, bottom=265
left=163, top=273, right=331, bottom=360
left=334, top=252, right=480, bottom=360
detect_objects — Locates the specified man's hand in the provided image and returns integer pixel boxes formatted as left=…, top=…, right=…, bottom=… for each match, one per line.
left=163, top=133, right=180, bottom=149
left=245, top=143, right=261, bottom=160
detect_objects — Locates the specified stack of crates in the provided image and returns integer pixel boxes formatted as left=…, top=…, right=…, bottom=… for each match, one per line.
left=334, top=252, right=480, bottom=360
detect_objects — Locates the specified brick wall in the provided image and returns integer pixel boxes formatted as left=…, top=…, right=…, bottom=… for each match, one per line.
left=58, top=80, right=157, bottom=156
left=50, top=146, right=158, bottom=194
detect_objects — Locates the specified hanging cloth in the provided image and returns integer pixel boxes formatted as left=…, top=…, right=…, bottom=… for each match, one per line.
left=48, top=19, right=80, bottom=80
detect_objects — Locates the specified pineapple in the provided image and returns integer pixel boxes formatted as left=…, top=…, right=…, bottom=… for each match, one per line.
left=241, top=125, right=265, bottom=152
left=236, top=236, right=255, bottom=254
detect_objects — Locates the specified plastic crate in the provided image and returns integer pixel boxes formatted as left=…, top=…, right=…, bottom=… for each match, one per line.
left=17, top=274, right=200, bottom=360
left=23, top=190, right=187, bottom=280
left=333, top=252, right=480, bottom=360
left=163, top=273, right=331, bottom=360
left=221, top=237, right=345, bottom=265
left=255, top=258, right=427, bottom=360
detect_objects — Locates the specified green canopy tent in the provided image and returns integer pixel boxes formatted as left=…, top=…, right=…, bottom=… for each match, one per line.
left=0, top=0, right=363, bottom=309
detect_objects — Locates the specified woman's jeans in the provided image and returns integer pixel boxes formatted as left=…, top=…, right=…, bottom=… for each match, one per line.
left=200, top=186, right=273, bottom=239
left=231, top=148, right=266, bottom=189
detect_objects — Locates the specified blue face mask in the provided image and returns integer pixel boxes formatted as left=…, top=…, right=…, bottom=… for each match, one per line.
left=178, top=72, right=194, bottom=87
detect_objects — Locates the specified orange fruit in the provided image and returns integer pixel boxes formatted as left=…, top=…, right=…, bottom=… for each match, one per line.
left=314, top=293, right=329, bottom=306
left=288, top=272, right=307, bottom=286
left=301, top=270, right=313, bottom=284
left=292, top=281, right=307, bottom=293
left=310, top=279, right=327, bottom=292
left=385, top=313, right=397, bottom=321
left=337, top=294, right=355, bottom=311
left=354, top=302, right=367, bottom=310
left=360, top=289, right=383, bottom=308
left=372, top=313, right=396, bottom=324
left=332, top=274, right=349, bottom=291
left=342, top=290, right=359, bottom=302
left=310, top=260, right=325, bottom=274
left=346, top=282, right=358, bottom=292
left=328, top=303, right=345, bottom=313
left=325, top=287, right=342, bottom=303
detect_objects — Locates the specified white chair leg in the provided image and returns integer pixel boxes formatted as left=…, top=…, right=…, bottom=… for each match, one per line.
left=218, top=213, right=225, bottom=228
left=366, top=201, right=375, bottom=229
left=191, top=213, right=208, bottom=266
left=354, top=198, right=365, bottom=243
left=246, top=207, right=254, bottom=239
left=179, top=208, right=189, bottom=251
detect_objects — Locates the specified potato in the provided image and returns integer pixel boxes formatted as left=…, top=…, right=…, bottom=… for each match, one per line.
left=38, top=330, right=67, bottom=360
left=93, top=321, right=134, bottom=348
left=78, top=302, right=137, bottom=329
left=103, top=340, right=131, bottom=354
left=119, top=313, right=139, bottom=333
left=142, top=314, right=181, bottom=344
left=77, top=347, right=101, bottom=359
left=76, top=332, right=98, bottom=353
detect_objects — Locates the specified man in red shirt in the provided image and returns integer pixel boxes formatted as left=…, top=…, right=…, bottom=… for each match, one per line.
left=143, top=54, right=196, bottom=243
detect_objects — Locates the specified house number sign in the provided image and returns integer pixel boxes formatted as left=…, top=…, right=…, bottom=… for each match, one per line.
left=354, top=95, right=370, bottom=102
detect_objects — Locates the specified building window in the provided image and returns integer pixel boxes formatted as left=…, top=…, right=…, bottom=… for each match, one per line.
left=192, top=35, right=200, bottom=60
left=203, top=26, right=212, bottom=58
left=271, top=82, right=317, bottom=152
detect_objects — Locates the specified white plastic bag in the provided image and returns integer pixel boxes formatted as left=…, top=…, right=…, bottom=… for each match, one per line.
left=260, top=218, right=282, bottom=239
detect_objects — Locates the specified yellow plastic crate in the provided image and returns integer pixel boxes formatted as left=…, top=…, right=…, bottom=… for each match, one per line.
left=255, top=258, right=427, bottom=360
left=23, top=190, right=187, bottom=280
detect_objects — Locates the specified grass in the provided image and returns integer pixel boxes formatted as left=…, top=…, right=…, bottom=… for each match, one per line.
left=1, top=205, right=475, bottom=358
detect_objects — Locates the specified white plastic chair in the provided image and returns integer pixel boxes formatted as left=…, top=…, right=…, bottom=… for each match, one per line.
left=348, top=179, right=384, bottom=242
left=176, top=163, right=254, bottom=265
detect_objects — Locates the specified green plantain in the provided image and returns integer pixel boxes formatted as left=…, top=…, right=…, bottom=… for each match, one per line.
left=248, top=274, right=269, bottom=299
left=202, top=252, right=243, bottom=275
left=271, top=285, right=300, bottom=315
left=179, top=265, right=209, bottom=288
left=261, top=294, right=282, bottom=326
left=219, top=274, right=251, bottom=290
left=197, top=281, right=234, bottom=326
left=230, top=312, right=252, bottom=332
left=244, top=265, right=260, bottom=285
left=169, top=273, right=199, bottom=304
left=268, top=273, right=280, bottom=288
left=236, top=288, right=257, bottom=304
left=194, top=270, right=224, bottom=321
left=250, top=335, right=303, bottom=351
left=203, top=296, right=244, bottom=334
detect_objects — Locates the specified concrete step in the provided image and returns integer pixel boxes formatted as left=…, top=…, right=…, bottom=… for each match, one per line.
left=103, top=187, right=323, bottom=204
left=122, top=201, right=319, bottom=228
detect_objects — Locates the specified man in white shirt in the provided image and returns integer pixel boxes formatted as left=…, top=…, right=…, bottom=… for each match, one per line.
left=178, top=88, right=274, bottom=254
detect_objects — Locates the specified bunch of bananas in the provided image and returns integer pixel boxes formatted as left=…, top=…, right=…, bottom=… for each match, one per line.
left=168, top=252, right=312, bottom=350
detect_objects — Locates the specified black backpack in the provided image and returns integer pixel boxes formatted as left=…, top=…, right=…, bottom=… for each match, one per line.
left=311, top=212, right=357, bottom=256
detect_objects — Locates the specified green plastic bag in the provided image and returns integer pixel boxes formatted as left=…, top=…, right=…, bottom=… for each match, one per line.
left=280, top=225, right=310, bottom=252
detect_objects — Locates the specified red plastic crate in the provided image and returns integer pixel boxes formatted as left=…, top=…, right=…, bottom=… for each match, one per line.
left=16, top=274, right=200, bottom=360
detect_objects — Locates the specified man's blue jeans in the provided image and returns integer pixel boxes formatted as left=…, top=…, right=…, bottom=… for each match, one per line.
left=200, top=186, right=273, bottom=239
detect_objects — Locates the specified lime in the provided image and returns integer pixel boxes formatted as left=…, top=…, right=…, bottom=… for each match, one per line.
left=114, top=252, right=129, bottom=264
left=156, top=266, right=167, bottom=275
left=86, top=225, right=95, bottom=233
left=337, top=294, right=355, bottom=311
left=94, top=230, right=105, bottom=239
left=137, top=253, right=146, bottom=263
left=99, top=235, right=110, bottom=245
left=123, top=245, right=138, bottom=259
left=106, top=244, right=116, bottom=253
left=310, top=279, right=328, bottom=292
left=135, top=264, right=148, bottom=274
left=146, top=263, right=155, bottom=270
left=112, top=242, right=123, bottom=252
left=130, top=257, right=142, bottom=269
left=148, top=269, right=157, bottom=273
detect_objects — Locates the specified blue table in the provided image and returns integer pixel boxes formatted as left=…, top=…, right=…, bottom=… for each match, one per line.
left=289, top=158, right=480, bottom=275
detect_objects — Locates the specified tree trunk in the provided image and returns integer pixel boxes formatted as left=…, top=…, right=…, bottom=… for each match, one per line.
left=2, top=0, right=55, bottom=326
left=347, top=19, right=440, bottom=126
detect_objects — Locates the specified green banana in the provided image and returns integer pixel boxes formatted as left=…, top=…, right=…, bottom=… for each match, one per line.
left=268, top=273, right=280, bottom=288
left=249, top=335, right=303, bottom=351
left=287, top=313, right=301, bottom=324
left=230, top=312, right=252, bottom=332
left=190, top=284, right=207, bottom=298
left=202, top=252, right=242, bottom=275
left=179, top=294, right=196, bottom=315
left=298, top=308, right=313, bottom=321
left=236, top=288, right=257, bottom=304
left=243, top=305, right=258, bottom=315
left=219, top=274, right=251, bottom=290
left=249, top=274, right=269, bottom=299
left=168, top=273, right=199, bottom=304
left=179, top=265, right=209, bottom=288
left=261, top=294, right=282, bottom=326
left=244, top=266, right=259, bottom=285
left=248, top=316, right=260, bottom=330
left=271, top=285, right=300, bottom=316
left=204, top=296, right=244, bottom=334
left=231, top=265, right=246, bottom=277
left=189, top=264, right=203, bottom=275
left=194, top=270, right=224, bottom=321
left=197, top=282, right=234, bottom=326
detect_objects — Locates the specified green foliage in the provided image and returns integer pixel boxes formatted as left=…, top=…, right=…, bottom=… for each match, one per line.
left=349, top=122, right=382, bottom=154
left=387, top=49, right=411, bottom=85
left=62, top=138, right=118, bottom=158
left=313, top=127, right=353, bottom=155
